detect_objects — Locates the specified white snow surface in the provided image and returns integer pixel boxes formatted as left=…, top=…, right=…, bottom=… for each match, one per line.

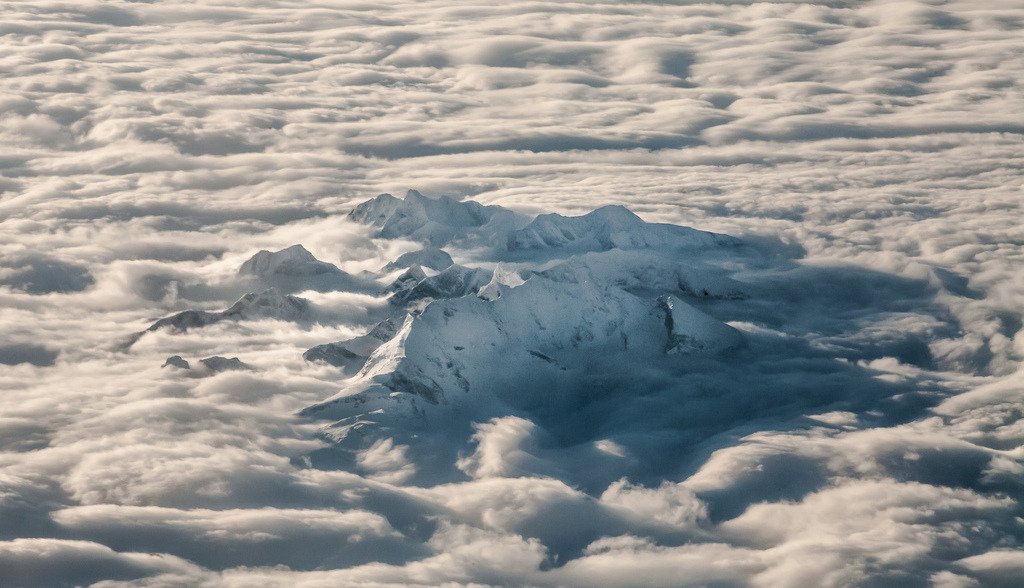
left=238, top=244, right=335, bottom=277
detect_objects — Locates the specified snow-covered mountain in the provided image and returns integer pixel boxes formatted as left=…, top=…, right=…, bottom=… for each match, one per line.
left=305, top=266, right=743, bottom=417
left=294, top=193, right=751, bottom=482
left=238, top=244, right=336, bottom=277
left=506, top=204, right=737, bottom=255
left=384, top=265, right=429, bottom=294
left=350, top=189, right=521, bottom=247
left=238, top=244, right=376, bottom=294
left=477, top=264, right=525, bottom=301
left=124, top=191, right=750, bottom=482
left=348, top=190, right=739, bottom=261
left=300, top=272, right=745, bottom=481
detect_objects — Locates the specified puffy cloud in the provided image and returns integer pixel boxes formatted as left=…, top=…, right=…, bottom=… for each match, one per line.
left=52, top=505, right=412, bottom=570
left=0, top=0, right=1021, bottom=584
left=456, top=416, right=557, bottom=479
left=0, top=252, right=93, bottom=294
left=0, top=538, right=202, bottom=588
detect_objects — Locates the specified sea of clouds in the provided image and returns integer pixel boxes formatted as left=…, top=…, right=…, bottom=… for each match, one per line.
left=1, top=0, right=1022, bottom=586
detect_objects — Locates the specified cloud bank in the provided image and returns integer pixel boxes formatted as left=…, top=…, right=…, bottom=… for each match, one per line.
left=1, top=0, right=1022, bottom=586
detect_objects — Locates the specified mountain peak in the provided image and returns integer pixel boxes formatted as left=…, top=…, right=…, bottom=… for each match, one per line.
left=477, top=264, right=525, bottom=301
left=238, top=244, right=323, bottom=276
left=383, top=247, right=454, bottom=273
left=224, top=288, right=310, bottom=319
left=588, top=204, right=644, bottom=225
left=349, top=190, right=513, bottom=246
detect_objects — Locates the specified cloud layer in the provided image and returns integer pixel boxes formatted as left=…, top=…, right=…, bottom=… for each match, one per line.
left=1, top=0, right=1022, bottom=586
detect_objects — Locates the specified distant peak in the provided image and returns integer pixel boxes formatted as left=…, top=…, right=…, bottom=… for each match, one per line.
left=589, top=204, right=642, bottom=222
left=161, top=355, right=190, bottom=369
left=279, top=243, right=313, bottom=256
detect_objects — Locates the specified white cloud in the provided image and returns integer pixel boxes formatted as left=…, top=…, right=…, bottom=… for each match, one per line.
left=0, top=0, right=1021, bottom=584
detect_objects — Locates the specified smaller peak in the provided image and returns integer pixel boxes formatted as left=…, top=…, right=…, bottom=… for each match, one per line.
left=235, top=287, right=284, bottom=304
left=238, top=244, right=320, bottom=276
left=478, top=264, right=526, bottom=301
left=350, top=193, right=404, bottom=226
left=657, top=294, right=744, bottom=355
left=279, top=243, right=314, bottom=256
left=402, top=264, right=428, bottom=280
left=404, top=189, right=427, bottom=200
left=384, top=247, right=455, bottom=272
left=588, top=205, right=643, bottom=223
left=161, top=355, right=190, bottom=370
left=199, top=356, right=251, bottom=373
left=388, top=264, right=428, bottom=293
left=225, top=288, right=311, bottom=321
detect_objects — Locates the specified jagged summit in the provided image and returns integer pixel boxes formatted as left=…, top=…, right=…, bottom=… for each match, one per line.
left=386, top=265, right=429, bottom=294
left=391, top=264, right=492, bottom=306
left=162, top=355, right=190, bottom=369
left=658, top=295, right=743, bottom=354
left=199, top=356, right=252, bottom=373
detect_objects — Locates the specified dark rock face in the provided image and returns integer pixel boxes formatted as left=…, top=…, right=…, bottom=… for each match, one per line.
left=162, top=355, right=190, bottom=369
left=199, top=356, right=251, bottom=372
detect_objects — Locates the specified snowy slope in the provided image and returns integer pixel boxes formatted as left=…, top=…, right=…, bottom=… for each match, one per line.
left=382, top=247, right=455, bottom=273
left=303, top=317, right=403, bottom=374
left=238, top=244, right=334, bottom=277
left=536, top=249, right=748, bottom=300
left=306, top=273, right=742, bottom=416
left=477, top=264, right=526, bottom=301
left=391, top=264, right=493, bottom=305
left=238, top=244, right=376, bottom=294
left=350, top=190, right=521, bottom=247
left=303, top=275, right=743, bottom=483
left=506, top=205, right=736, bottom=255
